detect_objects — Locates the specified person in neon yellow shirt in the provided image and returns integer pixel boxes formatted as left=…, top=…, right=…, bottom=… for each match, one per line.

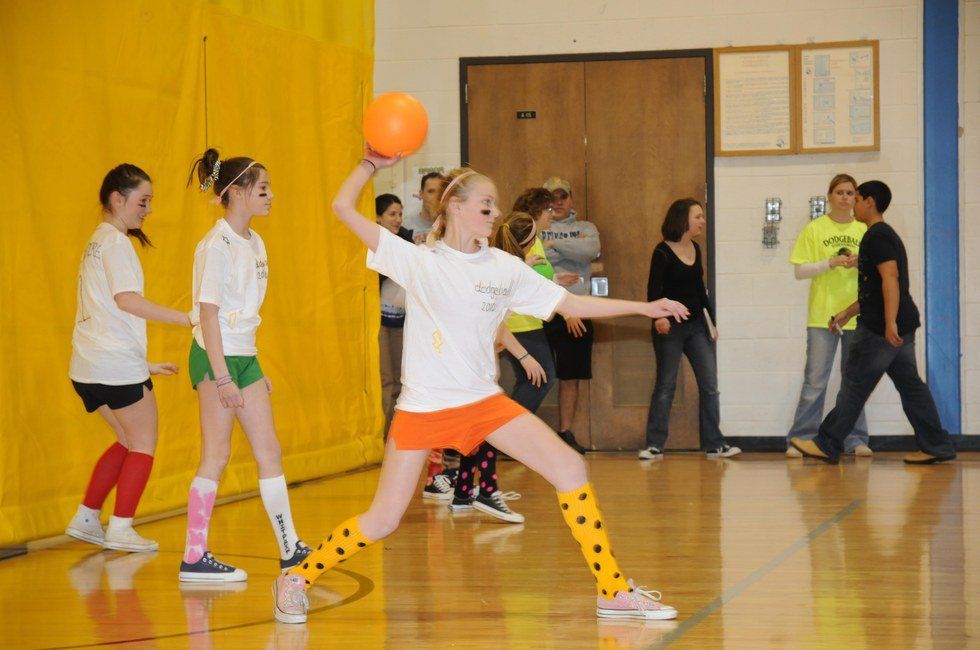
left=787, top=174, right=871, bottom=458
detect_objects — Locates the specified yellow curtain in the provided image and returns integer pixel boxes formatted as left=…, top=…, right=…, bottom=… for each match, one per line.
left=0, top=0, right=382, bottom=546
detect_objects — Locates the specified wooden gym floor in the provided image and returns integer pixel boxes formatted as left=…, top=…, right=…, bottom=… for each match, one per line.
left=1, top=452, right=978, bottom=649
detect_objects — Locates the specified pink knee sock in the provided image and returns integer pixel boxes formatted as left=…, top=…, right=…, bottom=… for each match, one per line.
left=183, top=477, right=218, bottom=564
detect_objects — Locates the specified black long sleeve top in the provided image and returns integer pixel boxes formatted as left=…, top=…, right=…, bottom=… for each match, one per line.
left=646, top=241, right=713, bottom=322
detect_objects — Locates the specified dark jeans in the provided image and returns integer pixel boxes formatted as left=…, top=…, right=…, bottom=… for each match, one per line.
left=644, top=319, right=724, bottom=450
left=813, top=325, right=955, bottom=460
left=503, top=329, right=557, bottom=413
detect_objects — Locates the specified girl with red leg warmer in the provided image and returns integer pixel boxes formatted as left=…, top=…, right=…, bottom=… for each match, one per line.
left=67, top=164, right=191, bottom=552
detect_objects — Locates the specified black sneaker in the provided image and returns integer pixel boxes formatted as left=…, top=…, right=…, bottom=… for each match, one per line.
left=473, top=492, right=525, bottom=523
left=707, top=445, right=741, bottom=459
left=558, top=430, right=587, bottom=455
left=422, top=471, right=456, bottom=501
left=448, top=495, right=474, bottom=512
left=279, top=540, right=313, bottom=572
left=179, top=551, right=247, bottom=583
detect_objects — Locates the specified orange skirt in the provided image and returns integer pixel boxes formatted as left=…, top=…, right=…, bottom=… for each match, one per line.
left=389, top=393, right=529, bottom=455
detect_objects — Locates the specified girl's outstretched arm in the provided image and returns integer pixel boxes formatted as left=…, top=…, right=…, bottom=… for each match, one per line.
left=557, top=293, right=689, bottom=323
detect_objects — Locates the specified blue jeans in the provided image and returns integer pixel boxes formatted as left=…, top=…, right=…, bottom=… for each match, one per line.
left=503, top=329, right=557, bottom=413
left=813, top=326, right=955, bottom=460
left=787, top=327, right=870, bottom=451
left=644, top=319, right=725, bottom=450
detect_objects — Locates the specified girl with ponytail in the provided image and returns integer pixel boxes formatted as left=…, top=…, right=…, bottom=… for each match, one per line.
left=67, top=164, right=191, bottom=553
left=273, top=148, right=688, bottom=624
left=177, top=150, right=311, bottom=584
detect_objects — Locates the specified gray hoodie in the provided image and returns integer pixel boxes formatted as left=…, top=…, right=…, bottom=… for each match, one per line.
left=540, top=210, right=601, bottom=296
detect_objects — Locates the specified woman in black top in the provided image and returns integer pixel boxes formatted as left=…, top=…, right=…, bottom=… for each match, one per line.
left=640, top=199, right=740, bottom=459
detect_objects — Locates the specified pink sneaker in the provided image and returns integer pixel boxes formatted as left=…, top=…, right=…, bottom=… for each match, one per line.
left=273, top=573, right=309, bottom=624
left=596, top=580, right=678, bottom=620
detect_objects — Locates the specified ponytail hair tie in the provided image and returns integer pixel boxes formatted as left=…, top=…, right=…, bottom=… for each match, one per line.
left=200, top=160, right=221, bottom=192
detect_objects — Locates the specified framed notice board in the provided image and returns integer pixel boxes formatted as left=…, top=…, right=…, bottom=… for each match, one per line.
left=798, top=40, right=880, bottom=153
left=713, top=45, right=797, bottom=156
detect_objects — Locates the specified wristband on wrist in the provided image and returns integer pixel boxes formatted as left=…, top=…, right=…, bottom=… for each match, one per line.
left=359, top=158, right=377, bottom=172
left=517, top=352, right=529, bottom=361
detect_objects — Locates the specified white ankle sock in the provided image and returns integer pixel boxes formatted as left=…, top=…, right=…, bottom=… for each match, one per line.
left=258, top=474, right=300, bottom=559
left=107, top=515, right=133, bottom=532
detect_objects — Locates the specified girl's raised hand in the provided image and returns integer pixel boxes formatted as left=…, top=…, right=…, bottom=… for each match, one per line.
left=363, top=145, right=403, bottom=170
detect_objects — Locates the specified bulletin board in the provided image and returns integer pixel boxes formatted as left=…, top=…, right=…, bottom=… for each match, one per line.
left=714, top=45, right=797, bottom=156
left=799, top=40, right=880, bottom=153
left=714, top=40, right=879, bottom=156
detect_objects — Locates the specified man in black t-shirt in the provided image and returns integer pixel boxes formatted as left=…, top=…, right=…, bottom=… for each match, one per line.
left=790, top=181, right=956, bottom=465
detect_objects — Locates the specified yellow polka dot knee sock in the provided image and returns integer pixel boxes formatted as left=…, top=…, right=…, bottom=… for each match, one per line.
left=557, top=483, right=630, bottom=600
left=288, top=516, right=373, bottom=587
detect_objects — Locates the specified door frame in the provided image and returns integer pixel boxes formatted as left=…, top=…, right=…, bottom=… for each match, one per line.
left=459, top=49, right=717, bottom=305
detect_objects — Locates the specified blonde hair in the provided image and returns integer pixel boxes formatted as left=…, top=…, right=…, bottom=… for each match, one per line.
left=828, top=173, right=857, bottom=195
left=491, top=212, right=537, bottom=258
left=425, top=167, right=493, bottom=245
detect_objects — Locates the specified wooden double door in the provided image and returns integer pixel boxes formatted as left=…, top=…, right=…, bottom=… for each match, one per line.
left=464, top=54, right=713, bottom=450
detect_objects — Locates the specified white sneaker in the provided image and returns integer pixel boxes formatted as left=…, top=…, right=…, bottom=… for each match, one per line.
left=706, top=445, right=741, bottom=459
left=103, top=525, right=158, bottom=553
left=273, top=573, right=309, bottom=624
left=785, top=446, right=803, bottom=458
left=638, top=447, right=663, bottom=460
left=66, top=506, right=105, bottom=547
left=497, top=491, right=522, bottom=501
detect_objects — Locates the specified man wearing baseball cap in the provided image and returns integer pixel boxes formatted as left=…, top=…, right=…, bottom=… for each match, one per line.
left=540, top=176, right=601, bottom=454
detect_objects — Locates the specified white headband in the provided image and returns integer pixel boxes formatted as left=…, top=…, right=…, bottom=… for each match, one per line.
left=440, top=170, right=477, bottom=203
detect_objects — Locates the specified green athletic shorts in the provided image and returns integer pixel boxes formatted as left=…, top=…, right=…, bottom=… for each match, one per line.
left=188, top=339, right=264, bottom=390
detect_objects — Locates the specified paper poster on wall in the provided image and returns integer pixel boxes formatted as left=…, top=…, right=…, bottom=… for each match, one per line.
left=800, top=41, right=879, bottom=152
left=714, top=47, right=795, bottom=156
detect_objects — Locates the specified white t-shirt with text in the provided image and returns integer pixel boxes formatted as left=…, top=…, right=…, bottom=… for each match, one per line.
left=191, top=218, right=268, bottom=356
left=367, top=227, right=566, bottom=412
left=70, top=223, right=149, bottom=385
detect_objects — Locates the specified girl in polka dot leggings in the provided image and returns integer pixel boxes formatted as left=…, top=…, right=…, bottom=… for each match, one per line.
left=272, top=153, right=683, bottom=623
